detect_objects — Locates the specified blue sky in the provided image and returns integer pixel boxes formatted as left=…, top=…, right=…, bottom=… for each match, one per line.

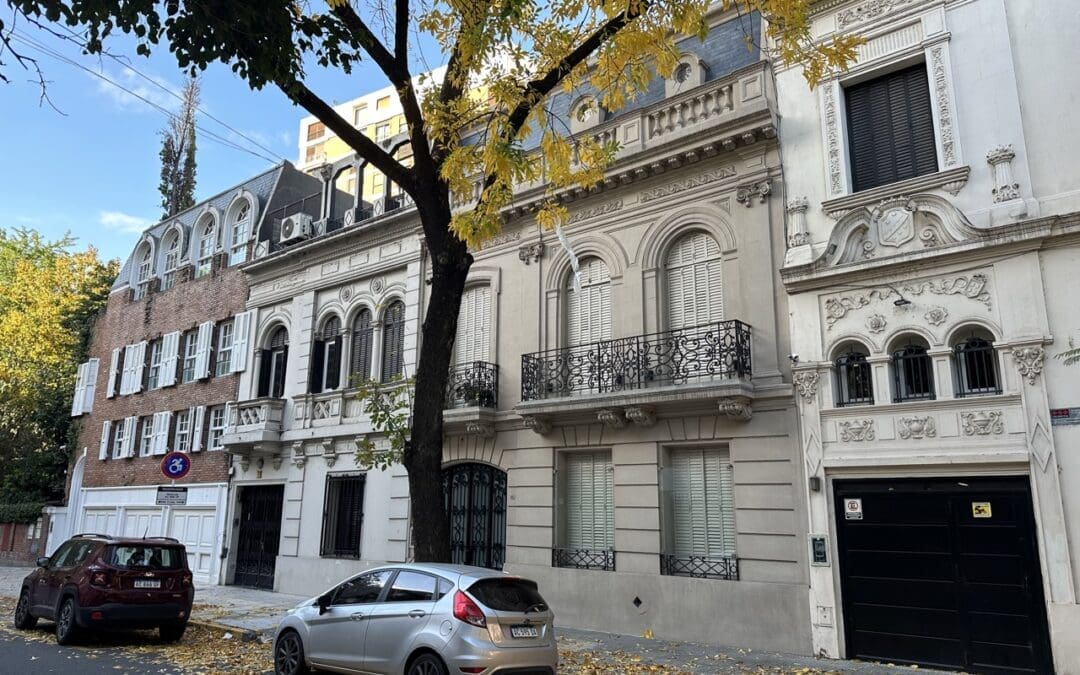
left=0, top=23, right=439, bottom=263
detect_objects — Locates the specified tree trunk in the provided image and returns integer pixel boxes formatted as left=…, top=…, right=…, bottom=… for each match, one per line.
left=404, top=202, right=472, bottom=563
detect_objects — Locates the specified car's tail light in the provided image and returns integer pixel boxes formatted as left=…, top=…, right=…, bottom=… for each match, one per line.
left=89, top=570, right=112, bottom=588
left=181, top=572, right=193, bottom=588
left=453, top=591, right=486, bottom=628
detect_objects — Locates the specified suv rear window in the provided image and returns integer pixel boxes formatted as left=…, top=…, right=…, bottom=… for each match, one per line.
left=107, top=545, right=185, bottom=571
left=467, top=578, right=548, bottom=612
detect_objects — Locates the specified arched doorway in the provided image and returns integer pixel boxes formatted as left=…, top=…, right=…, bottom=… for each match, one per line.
left=443, top=463, right=506, bottom=570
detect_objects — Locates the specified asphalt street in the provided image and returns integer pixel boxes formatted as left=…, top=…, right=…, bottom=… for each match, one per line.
left=0, top=626, right=187, bottom=674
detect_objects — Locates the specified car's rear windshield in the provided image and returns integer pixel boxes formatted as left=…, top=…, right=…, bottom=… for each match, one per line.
left=106, top=545, right=185, bottom=570
left=467, top=578, right=548, bottom=613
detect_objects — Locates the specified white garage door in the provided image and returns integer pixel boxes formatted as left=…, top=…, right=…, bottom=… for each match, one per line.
left=122, top=509, right=165, bottom=539
left=168, top=509, right=217, bottom=582
left=82, top=509, right=119, bottom=536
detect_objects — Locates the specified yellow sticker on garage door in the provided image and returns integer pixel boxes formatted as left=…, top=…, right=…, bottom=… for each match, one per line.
left=972, top=501, right=992, bottom=518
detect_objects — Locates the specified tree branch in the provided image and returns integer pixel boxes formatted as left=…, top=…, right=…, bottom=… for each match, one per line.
left=328, top=2, right=403, bottom=83
left=395, top=0, right=408, bottom=65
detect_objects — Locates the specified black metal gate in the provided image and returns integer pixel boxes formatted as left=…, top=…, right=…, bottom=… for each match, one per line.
left=234, top=485, right=284, bottom=589
left=444, top=463, right=506, bottom=570
left=835, top=477, right=1053, bottom=673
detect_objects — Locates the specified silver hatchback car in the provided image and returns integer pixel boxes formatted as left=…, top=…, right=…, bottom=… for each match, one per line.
left=272, top=563, right=557, bottom=675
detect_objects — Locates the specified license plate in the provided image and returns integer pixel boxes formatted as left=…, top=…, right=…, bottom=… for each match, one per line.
left=510, top=625, right=540, bottom=638
left=134, top=579, right=160, bottom=589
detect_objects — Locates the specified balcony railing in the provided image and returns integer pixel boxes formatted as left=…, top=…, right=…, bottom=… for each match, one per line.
left=225, top=397, right=286, bottom=434
left=660, top=554, right=739, bottom=581
left=552, top=548, right=615, bottom=572
left=521, top=320, right=752, bottom=402
left=446, top=361, right=499, bottom=409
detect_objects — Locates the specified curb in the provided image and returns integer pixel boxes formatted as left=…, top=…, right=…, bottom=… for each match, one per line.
left=187, top=617, right=266, bottom=643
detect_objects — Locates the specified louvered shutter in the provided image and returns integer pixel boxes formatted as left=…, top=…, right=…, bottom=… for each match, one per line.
left=160, top=331, right=180, bottom=387
left=567, top=258, right=611, bottom=346
left=194, top=321, right=215, bottom=379
left=107, top=348, right=121, bottom=398
left=190, top=406, right=206, bottom=452
left=846, top=63, right=938, bottom=192
left=231, top=310, right=254, bottom=373
left=154, top=411, right=173, bottom=455
left=381, top=302, right=406, bottom=382
left=351, top=311, right=373, bottom=381
left=71, top=363, right=87, bottom=417
left=456, top=286, right=492, bottom=364
left=670, top=447, right=736, bottom=558
left=132, top=341, right=147, bottom=393
left=83, top=358, right=99, bottom=412
left=665, top=233, right=723, bottom=330
left=564, top=452, right=613, bottom=550
left=120, top=344, right=135, bottom=394
left=122, top=417, right=137, bottom=458
left=99, top=421, right=112, bottom=460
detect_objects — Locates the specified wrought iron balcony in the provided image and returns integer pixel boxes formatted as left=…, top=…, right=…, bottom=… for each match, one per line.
left=660, top=554, right=739, bottom=580
left=446, top=361, right=499, bottom=409
left=552, top=547, right=615, bottom=572
left=521, top=320, right=752, bottom=402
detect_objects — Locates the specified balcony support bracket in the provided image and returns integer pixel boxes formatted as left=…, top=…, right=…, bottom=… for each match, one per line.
left=522, top=415, right=553, bottom=435
left=719, top=396, right=753, bottom=422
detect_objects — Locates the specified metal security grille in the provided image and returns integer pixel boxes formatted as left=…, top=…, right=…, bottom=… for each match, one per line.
left=234, top=485, right=284, bottom=590
left=443, top=463, right=507, bottom=570
left=836, top=346, right=874, bottom=406
left=892, top=342, right=935, bottom=403
left=954, top=337, right=1000, bottom=397
left=321, top=475, right=365, bottom=558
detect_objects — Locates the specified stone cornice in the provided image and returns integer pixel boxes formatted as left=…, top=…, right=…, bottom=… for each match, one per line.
left=821, top=166, right=970, bottom=220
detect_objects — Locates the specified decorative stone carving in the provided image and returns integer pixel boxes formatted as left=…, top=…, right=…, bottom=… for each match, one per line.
left=898, top=416, right=937, bottom=440
left=919, top=227, right=940, bottom=247
left=962, top=411, right=1004, bottom=436
left=929, top=46, right=958, bottom=168
left=322, top=440, right=337, bottom=467
left=639, top=166, right=737, bottom=203
left=1011, top=346, right=1045, bottom=385
left=866, top=314, right=887, bottom=334
left=872, top=197, right=917, bottom=247
left=986, top=145, right=1021, bottom=203
left=924, top=306, right=948, bottom=326
left=597, top=409, right=626, bottom=429
left=271, top=454, right=283, bottom=470
left=718, top=397, right=753, bottom=421
left=291, top=442, right=307, bottom=468
left=902, top=274, right=992, bottom=309
left=837, top=0, right=917, bottom=28
left=339, top=286, right=353, bottom=304
left=466, top=422, right=495, bottom=438
left=370, top=277, right=384, bottom=294
left=518, top=243, right=545, bottom=265
left=735, top=180, right=771, bottom=207
left=839, top=419, right=875, bottom=442
left=317, top=163, right=334, bottom=182
left=793, top=371, right=819, bottom=401
left=613, top=406, right=650, bottom=428
left=478, top=230, right=520, bottom=250
left=822, top=79, right=843, bottom=196
left=522, top=415, right=552, bottom=435
left=238, top=455, right=251, bottom=472
left=567, top=200, right=623, bottom=225
left=786, top=197, right=810, bottom=248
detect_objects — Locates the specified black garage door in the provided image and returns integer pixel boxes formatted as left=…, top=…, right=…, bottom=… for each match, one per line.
left=835, top=477, right=1052, bottom=673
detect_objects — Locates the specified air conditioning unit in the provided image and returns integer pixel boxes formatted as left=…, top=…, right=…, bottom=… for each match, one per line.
left=280, top=213, right=313, bottom=243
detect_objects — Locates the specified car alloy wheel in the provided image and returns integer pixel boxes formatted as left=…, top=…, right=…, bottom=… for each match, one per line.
left=55, top=598, right=78, bottom=645
left=274, top=631, right=308, bottom=675
left=408, top=653, right=448, bottom=675
left=13, top=590, right=36, bottom=629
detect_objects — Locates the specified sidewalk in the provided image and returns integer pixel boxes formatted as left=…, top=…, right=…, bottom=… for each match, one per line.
left=0, top=567, right=938, bottom=673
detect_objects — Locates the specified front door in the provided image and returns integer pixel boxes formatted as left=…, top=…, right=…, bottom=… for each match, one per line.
left=234, top=485, right=283, bottom=589
left=444, top=463, right=506, bottom=570
left=835, top=477, right=1053, bottom=673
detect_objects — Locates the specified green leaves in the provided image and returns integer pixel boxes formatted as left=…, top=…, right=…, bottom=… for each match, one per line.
left=353, top=376, right=414, bottom=471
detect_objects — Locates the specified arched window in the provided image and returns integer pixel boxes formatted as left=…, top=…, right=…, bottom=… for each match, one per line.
left=258, top=327, right=289, bottom=398
left=196, top=219, right=216, bottom=278
left=953, top=329, right=1000, bottom=397
left=350, top=309, right=374, bottom=383
left=310, top=316, right=342, bottom=393
left=380, top=301, right=406, bottom=382
left=892, top=336, right=935, bottom=402
left=456, top=285, right=491, bottom=364
left=665, top=231, right=723, bottom=330
left=566, top=257, right=611, bottom=346
left=229, top=201, right=252, bottom=265
left=161, top=231, right=180, bottom=291
left=835, top=342, right=873, bottom=406
left=134, top=243, right=153, bottom=300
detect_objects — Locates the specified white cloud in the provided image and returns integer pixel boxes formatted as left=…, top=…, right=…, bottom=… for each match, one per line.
left=92, top=65, right=181, bottom=114
left=99, top=211, right=153, bottom=234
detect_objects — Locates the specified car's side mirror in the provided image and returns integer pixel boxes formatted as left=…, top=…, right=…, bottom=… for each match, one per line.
left=317, top=593, right=331, bottom=615
left=36, top=556, right=49, bottom=568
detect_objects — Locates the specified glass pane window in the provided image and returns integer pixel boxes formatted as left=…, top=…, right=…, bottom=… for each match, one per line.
left=892, top=341, right=935, bottom=402
left=835, top=345, right=874, bottom=406
left=139, top=417, right=154, bottom=457
left=182, top=332, right=199, bottom=383
left=321, top=475, right=365, bottom=558
left=196, top=223, right=215, bottom=278
left=208, top=406, right=226, bottom=450
left=333, top=570, right=392, bottom=605
left=134, top=246, right=152, bottom=299
left=174, top=410, right=190, bottom=453
left=954, top=335, right=1000, bottom=397
left=230, top=202, right=251, bottom=265
left=162, top=234, right=180, bottom=291
left=147, top=340, right=163, bottom=390
left=216, top=322, right=234, bottom=376
left=112, top=421, right=126, bottom=458
left=386, top=571, right=436, bottom=602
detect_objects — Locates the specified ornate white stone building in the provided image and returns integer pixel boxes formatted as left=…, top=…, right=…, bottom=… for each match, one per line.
left=776, top=0, right=1080, bottom=671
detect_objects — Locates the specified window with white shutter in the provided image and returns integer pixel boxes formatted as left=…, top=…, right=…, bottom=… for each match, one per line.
left=82, top=358, right=99, bottom=413
left=194, top=321, right=215, bottom=379
left=174, top=409, right=191, bottom=453
left=132, top=341, right=147, bottom=393
left=122, top=416, right=137, bottom=458
left=456, top=285, right=492, bottom=364
left=120, top=344, right=137, bottom=395
left=71, top=362, right=88, bottom=417
left=556, top=451, right=614, bottom=570
left=182, top=332, right=199, bottom=383
left=190, top=406, right=206, bottom=452
left=566, top=257, right=612, bottom=347
left=663, top=446, right=737, bottom=580
left=665, top=232, right=723, bottom=330
left=107, top=347, right=121, bottom=398
left=160, top=331, right=180, bottom=387
left=99, top=420, right=112, bottom=460
left=111, top=420, right=126, bottom=459
left=153, top=411, right=172, bottom=455
left=138, top=416, right=154, bottom=457
left=231, top=310, right=255, bottom=373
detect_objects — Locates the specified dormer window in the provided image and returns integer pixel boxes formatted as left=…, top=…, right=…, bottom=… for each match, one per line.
left=570, top=96, right=601, bottom=134
left=665, top=54, right=705, bottom=96
left=196, top=218, right=215, bottom=278
left=229, top=201, right=251, bottom=265
left=134, top=244, right=152, bottom=300
left=162, top=231, right=180, bottom=291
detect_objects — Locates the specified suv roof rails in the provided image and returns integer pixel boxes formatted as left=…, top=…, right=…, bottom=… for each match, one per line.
left=141, top=536, right=181, bottom=543
left=71, top=533, right=110, bottom=539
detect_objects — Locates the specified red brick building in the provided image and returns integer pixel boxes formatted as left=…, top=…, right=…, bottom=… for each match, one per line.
left=62, top=163, right=321, bottom=584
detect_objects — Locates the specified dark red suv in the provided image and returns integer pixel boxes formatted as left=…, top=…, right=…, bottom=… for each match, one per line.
left=12, top=533, right=194, bottom=644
